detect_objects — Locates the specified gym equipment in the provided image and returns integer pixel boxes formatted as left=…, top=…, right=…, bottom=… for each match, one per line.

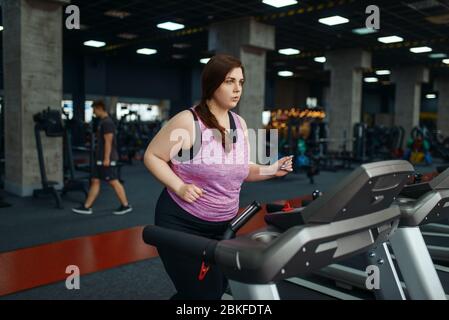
left=403, top=168, right=449, bottom=263
left=300, top=167, right=449, bottom=299
left=116, top=110, right=157, bottom=164
left=33, top=108, right=87, bottom=208
left=270, top=108, right=321, bottom=182
left=354, top=124, right=405, bottom=162
left=419, top=127, right=449, bottom=161
left=403, top=127, right=432, bottom=165
left=308, top=123, right=354, bottom=172
left=353, top=123, right=368, bottom=162
left=143, top=160, right=413, bottom=299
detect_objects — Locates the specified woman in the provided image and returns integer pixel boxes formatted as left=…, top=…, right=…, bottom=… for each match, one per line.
left=144, top=54, right=293, bottom=299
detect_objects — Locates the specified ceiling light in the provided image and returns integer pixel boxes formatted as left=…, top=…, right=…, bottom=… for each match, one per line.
left=173, top=43, right=191, bottom=49
left=426, top=93, right=436, bottom=99
left=375, top=70, right=391, bottom=75
left=0, top=26, right=3, bottom=32
left=262, top=0, right=298, bottom=8
left=352, top=27, right=377, bottom=35
left=104, top=10, right=131, bottom=19
left=314, top=56, right=326, bottom=63
left=377, top=36, right=403, bottom=44
left=117, top=33, right=138, bottom=40
left=443, top=59, right=449, bottom=64
left=318, top=16, right=349, bottom=26
left=278, top=48, right=300, bottom=55
left=157, top=21, right=185, bottom=31
left=83, top=40, right=106, bottom=48
left=364, top=77, right=378, bottom=83
left=429, top=53, right=447, bottom=58
left=137, top=48, right=157, bottom=55
left=278, top=71, right=294, bottom=77
left=200, top=58, right=210, bottom=64
left=410, top=46, right=432, bottom=53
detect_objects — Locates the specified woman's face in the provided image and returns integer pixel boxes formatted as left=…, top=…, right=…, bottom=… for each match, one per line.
left=212, top=67, right=244, bottom=110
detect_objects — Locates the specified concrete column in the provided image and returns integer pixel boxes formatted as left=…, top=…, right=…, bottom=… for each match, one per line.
left=434, top=77, right=449, bottom=137
left=391, top=66, right=429, bottom=143
left=2, top=0, right=68, bottom=196
left=325, top=49, right=371, bottom=151
left=209, top=17, right=275, bottom=131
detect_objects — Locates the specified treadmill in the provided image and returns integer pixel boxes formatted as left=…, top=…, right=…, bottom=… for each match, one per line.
left=306, top=166, right=449, bottom=300
left=143, top=160, right=413, bottom=299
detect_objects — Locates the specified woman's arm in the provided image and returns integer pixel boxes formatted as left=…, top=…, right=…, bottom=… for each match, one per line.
left=237, top=115, right=293, bottom=182
left=144, top=111, right=205, bottom=202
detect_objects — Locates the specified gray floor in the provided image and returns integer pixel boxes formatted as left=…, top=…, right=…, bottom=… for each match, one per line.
left=1, top=258, right=175, bottom=300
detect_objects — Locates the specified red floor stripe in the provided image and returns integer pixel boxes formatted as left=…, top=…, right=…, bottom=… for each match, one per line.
left=0, top=196, right=308, bottom=297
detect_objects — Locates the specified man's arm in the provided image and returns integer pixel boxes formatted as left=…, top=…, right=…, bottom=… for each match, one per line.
left=103, top=133, right=113, bottom=166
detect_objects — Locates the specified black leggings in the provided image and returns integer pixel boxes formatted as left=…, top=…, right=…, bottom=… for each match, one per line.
left=154, top=188, right=231, bottom=300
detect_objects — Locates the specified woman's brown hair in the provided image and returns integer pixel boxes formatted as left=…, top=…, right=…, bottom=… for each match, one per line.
left=194, top=54, right=244, bottom=151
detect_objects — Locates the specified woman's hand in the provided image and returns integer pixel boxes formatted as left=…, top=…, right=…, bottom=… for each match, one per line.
left=175, top=183, right=205, bottom=203
left=271, top=155, right=294, bottom=177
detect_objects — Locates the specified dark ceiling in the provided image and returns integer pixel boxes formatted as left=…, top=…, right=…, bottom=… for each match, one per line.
left=7, top=0, right=449, bottom=79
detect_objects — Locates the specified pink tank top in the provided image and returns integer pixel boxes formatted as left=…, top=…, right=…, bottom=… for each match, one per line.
left=167, top=108, right=249, bottom=222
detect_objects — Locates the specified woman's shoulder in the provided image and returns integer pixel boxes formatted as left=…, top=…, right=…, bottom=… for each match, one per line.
left=168, top=109, right=195, bottom=127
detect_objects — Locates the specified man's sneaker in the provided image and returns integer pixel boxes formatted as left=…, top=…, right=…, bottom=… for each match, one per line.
left=113, top=205, right=133, bottom=215
left=72, top=205, right=93, bottom=215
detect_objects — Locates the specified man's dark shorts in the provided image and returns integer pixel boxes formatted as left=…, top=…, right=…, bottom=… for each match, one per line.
left=92, top=165, right=118, bottom=181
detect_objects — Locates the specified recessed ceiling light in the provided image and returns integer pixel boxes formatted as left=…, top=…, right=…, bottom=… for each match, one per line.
left=83, top=40, right=106, bottom=48
left=173, top=43, right=191, bottom=49
left=117, top=33, right=138, bottom=40
left=262, top=0, right=298, bottom=8
left=278, top=48, right=300, bottom=55
left=318, top=15, right=349, bottom=26
left=429, top=53, right=447, bottom=59
left=104, top=10, right=131, bottom=19
left=352, top=27, right=377, bottom=35
left=314, top=56, right=326, bottom=63
left=200, top=58, right=210, bottom=64
left=426, top=93, right=437, bottom=99
left=377, top=36, right=403, bottom=44
left=137, top=48, right=157, bottom=55
left=157, top=21, right=185, bottom=31
left=364, top=77, right=378, bottom=83
left=278, top=71, right=294, bottom=77
left=375, top=70, right=391, bottom=75
left=410, top=46, right=432, bottom=53
left=443, top=59, right=449, bottom=64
